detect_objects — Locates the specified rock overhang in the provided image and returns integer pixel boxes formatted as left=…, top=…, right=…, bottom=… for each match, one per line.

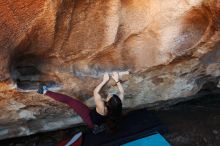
left=0, top=0, right=220, bottom=140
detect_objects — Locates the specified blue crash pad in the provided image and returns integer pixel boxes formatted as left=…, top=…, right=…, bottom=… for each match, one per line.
left=122, top=133, right=170, bottom=146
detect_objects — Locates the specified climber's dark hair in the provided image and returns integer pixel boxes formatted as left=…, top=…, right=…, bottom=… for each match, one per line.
left=105, top=94, right=122, bottom=133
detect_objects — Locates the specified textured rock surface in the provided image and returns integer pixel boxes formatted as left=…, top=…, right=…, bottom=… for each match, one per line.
left=0, top=0, right=220, bottom=140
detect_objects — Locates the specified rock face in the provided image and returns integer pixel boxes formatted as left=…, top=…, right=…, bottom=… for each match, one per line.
left=0, top=0, right=220, bottom=140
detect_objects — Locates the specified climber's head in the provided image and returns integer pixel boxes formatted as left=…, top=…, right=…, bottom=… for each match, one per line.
left=105, top=94, right=122, bottom=116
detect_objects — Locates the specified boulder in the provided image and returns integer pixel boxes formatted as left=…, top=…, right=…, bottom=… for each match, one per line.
left=0, top=0, right=219, bottom=139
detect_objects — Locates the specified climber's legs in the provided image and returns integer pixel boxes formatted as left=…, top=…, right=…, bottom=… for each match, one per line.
left=45, top=91, right=94, bottom=128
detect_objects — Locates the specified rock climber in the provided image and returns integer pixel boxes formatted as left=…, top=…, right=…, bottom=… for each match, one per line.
left=37, top=72, right=124, bottom=134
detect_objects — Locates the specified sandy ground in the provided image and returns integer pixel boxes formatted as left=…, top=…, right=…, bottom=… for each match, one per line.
left=159, top=92, right=220, bottom=146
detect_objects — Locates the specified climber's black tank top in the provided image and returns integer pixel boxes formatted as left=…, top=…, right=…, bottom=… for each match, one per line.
left=89, top=108, right=107, bottom=126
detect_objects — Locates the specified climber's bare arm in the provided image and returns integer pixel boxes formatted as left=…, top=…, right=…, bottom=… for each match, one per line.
left=93, top=73, right=109, bottom=114
left=112, top=72, right=124, bottom=101
left=116, top=81, right=124, bottom=101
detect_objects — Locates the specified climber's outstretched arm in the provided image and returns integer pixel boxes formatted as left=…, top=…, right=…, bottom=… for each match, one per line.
left=93, top=73, right=109, bottom=114
left=112, top=72, right=124, bottom=101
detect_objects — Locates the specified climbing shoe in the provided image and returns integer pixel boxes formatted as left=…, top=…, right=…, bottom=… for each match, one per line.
left=37, top=83, right=48, bottom=94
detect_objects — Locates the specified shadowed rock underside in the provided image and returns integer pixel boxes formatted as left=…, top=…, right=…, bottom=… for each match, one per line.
left=0, top=0, right=220, bottom=140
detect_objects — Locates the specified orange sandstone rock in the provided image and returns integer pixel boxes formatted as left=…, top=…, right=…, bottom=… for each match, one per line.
left=0, top=0, right=219, bottom=139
